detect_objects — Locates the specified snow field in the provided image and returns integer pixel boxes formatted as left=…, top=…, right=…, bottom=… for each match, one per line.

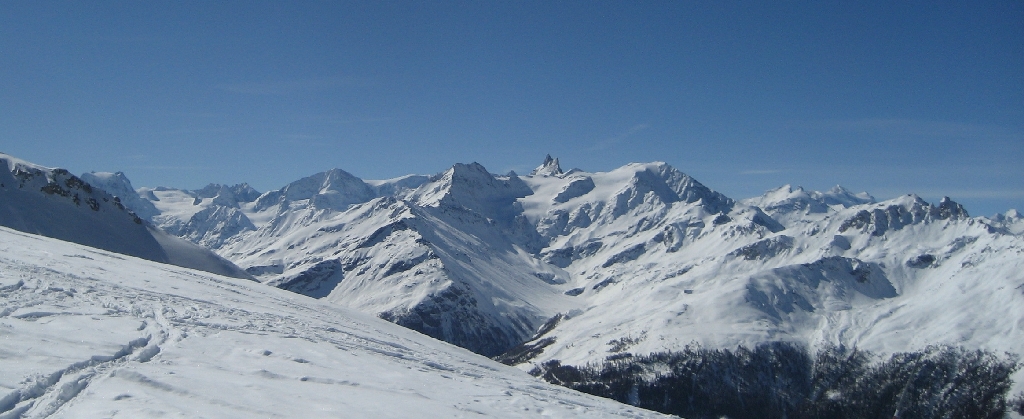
left=0, top=226, right=667, bottom=418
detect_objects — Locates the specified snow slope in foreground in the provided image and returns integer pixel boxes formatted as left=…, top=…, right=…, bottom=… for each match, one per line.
left=0, top=227, right=666, bottom=418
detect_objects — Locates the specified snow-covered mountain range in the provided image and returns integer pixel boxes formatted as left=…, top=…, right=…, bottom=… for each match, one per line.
left=129, top=156, right=1020, bottom=369
left=4, top=151, right=1022, bottom=413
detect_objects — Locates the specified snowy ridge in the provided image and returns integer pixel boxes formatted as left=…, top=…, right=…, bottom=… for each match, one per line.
left=0, top=226, right=666, bottom=418
left=741, top=184, right=874, bottom=227
left=79, top=172, right=160, bottom=220
left=0, top=153, right=250, bottom=279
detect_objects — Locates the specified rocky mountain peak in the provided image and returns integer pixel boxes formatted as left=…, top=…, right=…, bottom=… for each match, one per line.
left=230, top=183, right=262, bottom=202
left=531, top=155, right=563, bottom=177
left=935, top=196, right=969, bottom=220
left=192, top=183, right=262, bottom=206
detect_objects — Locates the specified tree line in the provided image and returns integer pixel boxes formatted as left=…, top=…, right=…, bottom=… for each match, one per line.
left=531, top=343, right=1022, bottom=419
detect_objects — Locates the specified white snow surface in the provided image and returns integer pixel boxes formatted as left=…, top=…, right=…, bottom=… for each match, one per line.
left=79, top=172, right=159, bottom=220
left=0, top=226, right=667, bottom=418
left=131, top=156, right=1024, bottom=395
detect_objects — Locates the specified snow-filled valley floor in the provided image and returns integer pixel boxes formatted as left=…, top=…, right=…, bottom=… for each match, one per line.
left=0, top=226, right=667, bottom=418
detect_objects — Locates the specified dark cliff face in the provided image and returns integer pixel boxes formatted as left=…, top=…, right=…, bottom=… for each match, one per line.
left=267, top=259, right=345, bottom=299
left=380, top=283, right=534, bottom=357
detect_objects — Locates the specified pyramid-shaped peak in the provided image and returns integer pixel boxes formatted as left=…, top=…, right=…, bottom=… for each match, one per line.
left=828, top=185, right=850, bottom=194
left=530, top=155, right=563, bottom=177
left=266, top=168, right=375, bottom=211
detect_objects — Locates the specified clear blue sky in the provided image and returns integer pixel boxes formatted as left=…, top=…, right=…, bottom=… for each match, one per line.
left=2, top=1, right=1021, bottom=216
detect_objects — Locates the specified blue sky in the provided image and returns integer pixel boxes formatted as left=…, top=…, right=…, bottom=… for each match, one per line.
left=2, top=1, right=1021, bottom=215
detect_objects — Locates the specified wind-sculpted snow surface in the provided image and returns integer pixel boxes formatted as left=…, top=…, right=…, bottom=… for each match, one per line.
left=0, top=226, right=668, bottom=418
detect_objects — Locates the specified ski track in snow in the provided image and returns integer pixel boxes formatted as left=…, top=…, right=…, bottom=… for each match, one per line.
left=0, top=227, right=666, bottom=418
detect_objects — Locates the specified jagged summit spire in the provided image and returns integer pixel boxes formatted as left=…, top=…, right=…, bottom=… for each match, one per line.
left=530, top=154, right=563, bottom=177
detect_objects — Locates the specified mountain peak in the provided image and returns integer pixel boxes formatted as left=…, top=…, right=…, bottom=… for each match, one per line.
left=80, top=171, right=160, bottom=220
left=936, top=196, right=969, bottom=220
left=531, top=155, right=563, bottom=177
left=416, top=162, right=532, bottom=210
left=449, top=162, right=492, bottom=178
left=820, top=185, right=874, bottom=207
left=285, top=168, right=375, bottom=209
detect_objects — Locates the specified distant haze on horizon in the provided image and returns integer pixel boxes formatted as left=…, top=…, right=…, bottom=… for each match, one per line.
left=1, top=1, right=1021, bottom=216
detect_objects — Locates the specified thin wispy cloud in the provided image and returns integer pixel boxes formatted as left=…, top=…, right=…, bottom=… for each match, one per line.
left=215, top=77, right=373, bottom=95
left=280, top=134, right=333, bottom=147
left=862, top=187, right=1024, bottom=212
left=803, top=118, right=1022, bottom=141
left=590, top=124, right=650, bottom=151
left=907, top=189, right=1024, bottom=200
left=283, top=134, right=326, bottom=140
left=740, top=169, right=782, bottom=175
left=126, top=165, right=204, bottom=171
left=153, top=126, right=244, bottom=136
left=291, top=115, right=395, bottom=125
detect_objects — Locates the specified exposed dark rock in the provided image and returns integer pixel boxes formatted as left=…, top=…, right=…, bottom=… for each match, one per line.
left=730, top=236, right=794, bottom=261
left=564, top=287, right=585, bottom=296
left=267, top=259, right=344, bottom=299
left=907, top=254, right=937, bottom=268
left=602, top=243, right=646, bottom=268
